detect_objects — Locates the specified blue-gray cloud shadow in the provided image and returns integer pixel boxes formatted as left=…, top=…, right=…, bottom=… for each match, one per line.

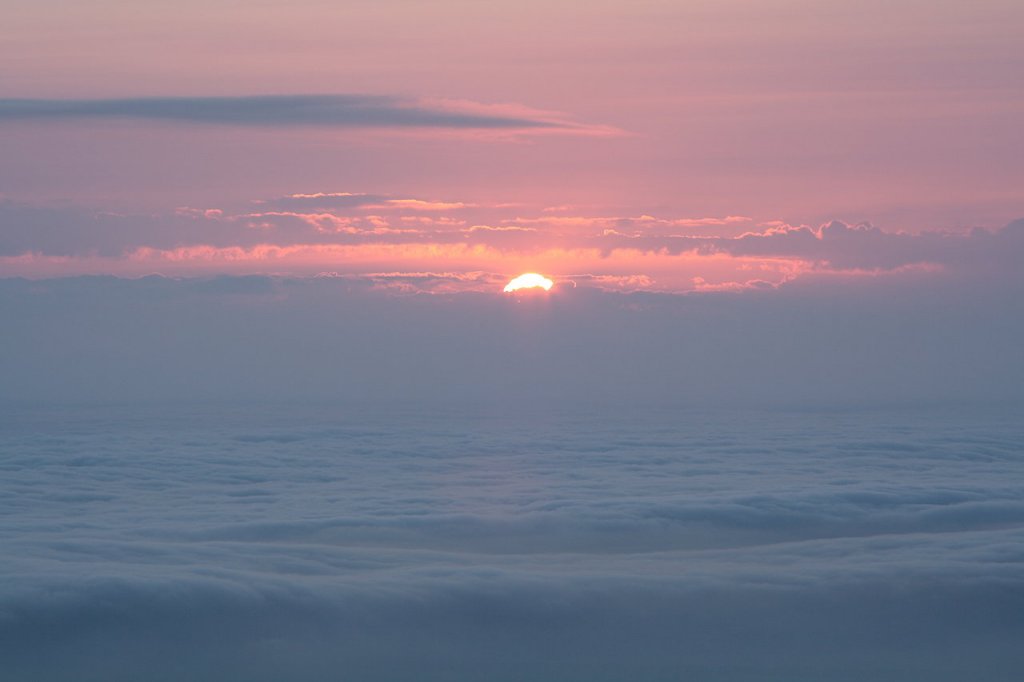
left=0, top=95, right=559, bottom=129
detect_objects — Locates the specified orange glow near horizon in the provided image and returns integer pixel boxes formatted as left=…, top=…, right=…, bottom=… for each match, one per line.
left=503, top=273, right=554, bottom=293
left=0, top=242, right=816, bottom=293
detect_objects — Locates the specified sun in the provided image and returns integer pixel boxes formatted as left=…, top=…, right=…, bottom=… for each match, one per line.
left=503, top=273, right=554, bottom=293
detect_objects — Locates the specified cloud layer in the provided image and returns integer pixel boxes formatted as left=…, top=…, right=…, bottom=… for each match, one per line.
left=2, top=197, right=1023, bottom=292
left=2, top=405, right=1023, bottom=681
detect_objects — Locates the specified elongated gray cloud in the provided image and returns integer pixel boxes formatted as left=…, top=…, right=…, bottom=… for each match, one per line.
left=0, top=94, right=565, bottom=129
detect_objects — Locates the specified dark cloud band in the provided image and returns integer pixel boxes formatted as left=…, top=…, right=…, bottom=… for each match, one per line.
left=0, top=95, right=560, bottom=129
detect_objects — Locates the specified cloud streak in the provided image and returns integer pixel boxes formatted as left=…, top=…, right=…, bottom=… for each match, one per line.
left=0, top=95, right=601, bottom=132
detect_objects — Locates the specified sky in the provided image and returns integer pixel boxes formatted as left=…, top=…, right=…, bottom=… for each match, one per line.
left=2, top=0, right=1023, bottom=294
left=2, top=0, right=1023, bottom=408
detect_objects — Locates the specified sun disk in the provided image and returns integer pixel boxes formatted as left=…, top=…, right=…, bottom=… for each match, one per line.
left=504, top=273, right=554, bottom=293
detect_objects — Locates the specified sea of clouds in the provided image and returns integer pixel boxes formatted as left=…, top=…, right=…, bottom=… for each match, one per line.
left=2, top=273, right=1023, bottom=679
left=2, top=403, right=1023, bottom=681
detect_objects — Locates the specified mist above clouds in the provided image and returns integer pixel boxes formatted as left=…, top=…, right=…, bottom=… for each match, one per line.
left=1, top=269, right=1021, bottom=409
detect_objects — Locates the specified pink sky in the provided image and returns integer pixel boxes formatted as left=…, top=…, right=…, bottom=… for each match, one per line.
left=1, top=0, right=1022, bottom=290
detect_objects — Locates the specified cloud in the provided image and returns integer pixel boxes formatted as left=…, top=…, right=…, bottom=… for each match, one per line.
left=564, top=273, right=655, bottom=291
left=684, top=218, right=1024, bottom=273
left=260, top=192, right=390, bottom=210
left=385, top=199, right=474, bottom=211
left=595, top=218, right=1024, bottom=277
left=0, top=95, right=595, bottom=131
left=1, top=400, right=1023, bottom=680
left=2, top=198, right=1023, bottom=291
left=261, top=193, right=474, bottom=213
left=349, top=270, right=504, bottom=294
left=463, top=225, right=537, bottom=233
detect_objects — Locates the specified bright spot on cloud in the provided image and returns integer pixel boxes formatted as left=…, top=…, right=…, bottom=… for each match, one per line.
left=503, top=273, right=554, bottom=293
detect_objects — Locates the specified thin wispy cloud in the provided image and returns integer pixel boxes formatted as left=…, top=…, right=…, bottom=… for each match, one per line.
left=0, top=94, right=613, bottom=134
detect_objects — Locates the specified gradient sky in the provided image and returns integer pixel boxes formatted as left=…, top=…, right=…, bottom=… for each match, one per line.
left=2, top=0, right=1023, bottom=293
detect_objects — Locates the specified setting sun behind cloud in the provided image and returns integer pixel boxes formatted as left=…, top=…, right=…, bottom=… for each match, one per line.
left=503, top=273, right=554, bottom=293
